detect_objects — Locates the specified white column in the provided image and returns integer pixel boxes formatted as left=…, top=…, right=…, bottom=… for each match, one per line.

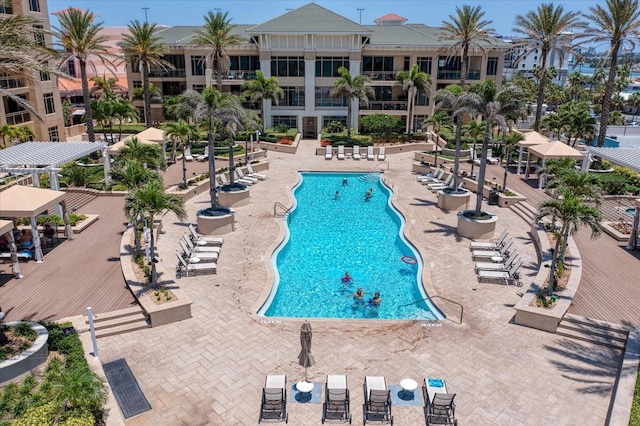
left=49, top=171, right=63, bottom=217
left=260, top=60, right=272, bottom=129
left=31, top=172, right=39, bottom=188
left=103, top=149, right=111, bottom=185
left=581, top=151, right=591, bottom=172
left=517, top=147, right=524, bottom=175
left=349, top=61, right=361, bottom=133
left=30, top=216, right=43, bottom=263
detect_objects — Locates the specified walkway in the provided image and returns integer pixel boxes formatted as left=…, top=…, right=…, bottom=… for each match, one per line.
left=96, top=143, right=619, bottom=425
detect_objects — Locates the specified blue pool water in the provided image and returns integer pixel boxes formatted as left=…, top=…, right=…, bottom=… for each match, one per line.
left=259, top=172, right=442, bottom=320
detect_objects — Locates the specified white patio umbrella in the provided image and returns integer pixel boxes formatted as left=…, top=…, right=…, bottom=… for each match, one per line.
left=627, top=208, right=639, bottom=250
left=298, top=321, right=315, bottom=382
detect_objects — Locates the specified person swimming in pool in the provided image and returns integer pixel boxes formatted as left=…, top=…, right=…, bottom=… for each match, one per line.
left=364, top=190, right=372, bottom=202
left=334, top=190, right=341, bottom=200
left=369, top=292, right=381, bottom=307
left=341, top=271, right=352, bottom=283
left=342, top=178, right=348, bottom=186
left=346, top=287, right=366, bottom=307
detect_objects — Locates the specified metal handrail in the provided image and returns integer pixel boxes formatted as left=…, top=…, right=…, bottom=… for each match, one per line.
left=370, top=161, right=390, bottom=172
left=402, top=295, right=463, bottom=324
left=273, top=202, right=292, bottom=217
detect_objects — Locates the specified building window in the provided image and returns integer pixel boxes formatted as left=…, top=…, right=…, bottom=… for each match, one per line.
left=404, top=57, right=410, bottom=71
left=372, top=86, right=392, bottom=101
left=229, top=55, right=259, bottom=71
left=279, top=87, right=305, bottom=107
left=362, top=56, right=394, bottom=72
left=40, top=70, right=51, bottom=81
left=271, top=57, right=305, bottom=77
left=315, top=57, right=349, bottom=77
left=323, top=116, right=347, bottom=128
left=43, top=93, right=55, bottom=114
left=133, top=81, right=142, bottom=88
left=486, top=57, right=498, bottom=76
left=191, top=56, right=205, bottom=76
left=416, top=90, right=429, bottom=106
left=66, top=59, right=76, bottom=77
left=48, top=126, right=59, bottom=142
left=417, top=57, right=432, bottom=75
left=0, top=3, right=13, bottom=14
left=192, top=84, right=205, bottom=93
left=315, top=87, right=347, bottom=107
left=272, top=115, right=297, bottom=129
left=33, top=25, right=44, bottom=46
left=162, top=81, right=186, bottom=97
left=29, top=0, right=40, bottom=12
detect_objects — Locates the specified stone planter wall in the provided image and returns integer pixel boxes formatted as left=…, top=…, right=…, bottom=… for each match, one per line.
left=456, top=211, right=498, bottom=239
left=437, top=189, right=471, bottom=211
left=197, top=210, right=235, bottom=235
left=218, top=186, right=250, bottom=208
left=601, top=222, right=632, bottom=241
left=168, top=178, right=211, bottom=202
left=0, top=322, right=48, bottom=385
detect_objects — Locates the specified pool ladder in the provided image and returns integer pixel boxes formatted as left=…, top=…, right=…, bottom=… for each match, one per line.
left=273, top=202, right=292, bottom=218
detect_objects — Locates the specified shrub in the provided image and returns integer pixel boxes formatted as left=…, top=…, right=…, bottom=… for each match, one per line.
left=274, top=123, right=290, bottom=133
left=360, top=114, right=402, bottom=141
left=322, top=120, right=346, bottom=134
left=16, top=213, right=87, bottom=227
left=278, top=138, right=293, bottom=145
left=12, top=323, right=37, bottom=341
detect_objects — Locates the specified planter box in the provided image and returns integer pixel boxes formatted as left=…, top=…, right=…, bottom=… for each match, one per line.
left=497, top=191, right=527, bottom=207
left=0, top=322, right=48, bottom=385
left=437, top=189, right=471, bottom=211
left=259, top=133, right=300, bottom=154
left=197, top=210, right=235, bottom=235
left=601, top=222, right=632, bottom=241
left=168, top=178, right=211, bottom=202
left=142, top=294, right=193, bottom=327
left=456, top=210, right=498, bottom=239
left=218, top=186, right=250, bottom=208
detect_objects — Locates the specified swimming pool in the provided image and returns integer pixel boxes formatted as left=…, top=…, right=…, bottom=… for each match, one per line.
left=259, top=172, right=443, bottom=320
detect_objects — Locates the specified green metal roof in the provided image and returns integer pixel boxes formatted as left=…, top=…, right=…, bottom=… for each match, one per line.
left=246, top=3, right=371, bottom=34
left=156, top=24, right=255, bottom=46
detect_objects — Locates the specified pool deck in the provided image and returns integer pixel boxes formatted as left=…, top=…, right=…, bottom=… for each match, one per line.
left=96, top=140, right=621, bottom=425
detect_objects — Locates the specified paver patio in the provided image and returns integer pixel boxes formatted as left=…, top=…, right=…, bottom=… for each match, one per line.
left=97, top=141, right=621, bottom=425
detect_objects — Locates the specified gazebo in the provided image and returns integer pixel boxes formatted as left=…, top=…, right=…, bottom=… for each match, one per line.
left=526, top=141, right=585, bottom=188
left=0, top=219, right=21, bottom=279
left=0, top=186, right=73, bottom=263
left=516, top=131, right=551, bottom=175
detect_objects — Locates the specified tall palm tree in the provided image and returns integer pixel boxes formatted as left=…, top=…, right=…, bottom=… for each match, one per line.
left=0, top=124, right=18, bottom=149
left=567, top=72, right=587, bottom=101
left=112, top=100, right=140, bottom=141
left=501, top=132, right=525, bottom=191
left=330, top=67, right=374, bottom=144
left=176, top=88, right=257, bottom=209
left=90, top=75, right=120, bottom=100
left=118, top=137, right=166, bottom=170
left=582, top=0, right=640, bottom=145
left=535, top=189, right=602, bottom=294
left=396, top=64, right=432, bottom=135
left=423, top=111, right=450, bottom=167
left=241, top=70, right=283, bottom=131
left=513, top=3, right=580, bottom=132
left=455, top=80, right=523, bottom=215
left=53, top=8, right=117, bottom=143
left=433, top=84, right=464, bottom=188
left=627, top=92, right=640, bottom=122
left=110, top=160, right=162, bottom=190
left=124, top=181, right=186, bottom=285
left=192, top=10, right=243, bottom=91
left=120, top=20, right=174, bottom=128
left=162, top=119, right=193, bottom=186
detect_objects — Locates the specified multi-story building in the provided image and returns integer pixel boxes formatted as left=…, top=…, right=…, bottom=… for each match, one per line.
left=0, top=0, right=65, bottom=141
left=127, top=3, right=510, bottom=137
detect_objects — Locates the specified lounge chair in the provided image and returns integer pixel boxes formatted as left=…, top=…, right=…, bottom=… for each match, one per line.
left=175, top=253, right=216, bottom=277
left=236, top=168, right=259, bottom=184
left=179, top=240, right=218, bottom=261
left=259, top=375, right=288, bottom=424
left=322, top=375, right=351, bottom=424
left=326, top=145, right=333, bottom=160
left=43, top=222, right=60, bottom=248
left=338, top=145, right=345, bottom=160
left=422, top=378, right=456, bottom=426
left=182, top=235, right=221, bottom=254
left=418, top=169, right=444, bottom=184
left=184, top=151, right=194, bottom=162
left=246, top=164, right=267, bottom=180
left=471, top=240, right=513, bottom=260
left=367, top=146, right=375, bottom=161
left=426, top=175, right=453, bottom=191
left=486, top=150, right=499, bottom=164
left=188, top=224, right=224, bottom=246
left=477, top=259, right=523, bottom=284
left=469, top=229, right=508, bottom=250
left=0, top=251, right=33, bottom=261
left=363, top=376, right=392, bottom=425
left=377, top=146, right=386, bottom=161
left=233, top=169, right=256, bottom=185
left=195, top=147, right=209, bottom=162
left=474, top=251, right=518, bottom=273
left=353, top=146, right=361, bottom=160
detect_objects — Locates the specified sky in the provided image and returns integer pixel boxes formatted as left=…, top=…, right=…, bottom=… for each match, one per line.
left=47, top=0, right=604, bottom=37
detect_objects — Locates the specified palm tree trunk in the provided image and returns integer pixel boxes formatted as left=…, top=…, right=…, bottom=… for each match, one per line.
left=460, top=47, right=469, bottom=85
left=229, top=138, right=235, bottom=186
left=452, top=119, right=463, bottom=189
left=547, top=228, right=563, bottom=295
left=208, top=127, right=218, bottom=209
left=559, top=225, right=571, bottom=263
left=502, top=145, right=510, bottom=191
left=433, top=123, right=440, bottom=167
left=80, top=60, right=95, bottom=143
left=597, top=45, right=620, bottom=147
left=149, top=224, right=158, bottom=286
left=474, top=129, right=491, bottom=215
left=181, top=147, right=187, bottom=188
left=262, top=98, right=267, bottom=132
left=215, top=53, right=223, bottom=92
left=346, top=98, right=352, bottom=144
left=171, top=140, right=177, bottom=163
left=142, top=60, right=152, bottom=129
left=534, top=51, right=549, bottom=132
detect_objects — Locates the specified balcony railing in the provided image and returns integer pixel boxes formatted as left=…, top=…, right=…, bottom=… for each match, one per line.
left=0, top=77, right=25, bottom=89
left=436, top=70, right=481, bottom=80
left=221, top=71, right=257, bottom=80
left=149, top=68, right=186, bottom=78
left=363, top=71, right=397, bottom=81
left=5, top=111, right=31, bottom=125
left=361, top=101, right=408, bottom=111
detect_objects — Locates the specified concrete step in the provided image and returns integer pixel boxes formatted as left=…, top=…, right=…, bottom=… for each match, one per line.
left=85, top=306, right=144, bottom=324
left=509, top=202, right=535, bottom=225
left=555, top=326, right=626, bottom=350
left=562, top=313, right=630, bottom=335
left=95, top=320, right=150, bottom=339
left=90, top=312, right=147, bottom=331
left=518, top=201, right=538, bottom=218
left=557, top=320, right=628, bottom=343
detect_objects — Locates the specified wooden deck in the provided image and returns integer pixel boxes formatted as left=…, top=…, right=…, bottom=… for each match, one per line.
left=0, top=197, right=136, bottom=322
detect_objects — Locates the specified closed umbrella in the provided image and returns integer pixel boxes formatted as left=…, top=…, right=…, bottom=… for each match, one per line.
left=6, top=231, right=22, bottom=279
left=627, top=209, right=639, bottom=250
left=298, top=321, right=315, bottom=382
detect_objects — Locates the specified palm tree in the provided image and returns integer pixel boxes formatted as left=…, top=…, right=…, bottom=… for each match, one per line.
left=117, top=137, right=166, bottom=170
left=53, top=8, right=117, bottom=143
left=423, top=111, right=450, bottom=167
left=241, top=70, right=283, bottom=131
left=110, top=160, right=162, bottom=190
left=396, top=64, right=432, bottom=135
left=120, top=20, right=174, bottom=128
left=192, top=10, right=244, bottom=91
left=627, top=92, right=640, bottom=122
left=433, top=84, right=465, bottom=188
left=176, top=88, right=257, bottom=209
left=501, top=132, right=525, bottom=191
left=513, top=3, right=580, bottom=132
left=465, top=119, right=485, bottom=178
left=51, top=365, right=107, bottom=423
left=330, top=67, right=374, bottom=145
left=535, top=189, right=602, bottom=294
left=580, top=0, right=640, bottom=146
left=124, top=181, right=186, bottom=285
left=90, top=75, right=120, bottom=100
left=567, top=71, right=587, bottom=101
left=90, top=98, right=115, bottom=141
left=112, top=100, right=140, bottom=140
left=0, top=124, right=18, bottom=148
left=455, top=80, right=523, bottom=215
left=162, top=119, right=193, bottom=187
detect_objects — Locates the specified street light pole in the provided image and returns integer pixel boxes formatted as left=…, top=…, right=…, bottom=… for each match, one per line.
left=357, top=8, right=364, bottom=24
left=142, top=7, right=149, bottom=23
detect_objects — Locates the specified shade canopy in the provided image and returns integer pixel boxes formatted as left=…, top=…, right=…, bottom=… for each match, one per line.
left=0, top=141, right=107, bottom=171
left=588, top=147, right=640, bottom=174
left=517, top=131, right=551, bottom=148
left=0, top=186, right=66, bottom=217
left=109, top=127, right=166, bottom=155
left=0, top=219, right=13, bottom=235
left=528, top=141, right=583, bottom=160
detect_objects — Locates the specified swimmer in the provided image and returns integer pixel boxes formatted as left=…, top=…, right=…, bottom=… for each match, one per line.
left=342, top=178, right=348, bottom=186
left=334, top=190, right=341, bottom=200
left=370, top=291, right=381, bottom=307
left=345, top=287, right=366, bottom=307
left=364, top=190, right=372, bottom=202
left=341, top=271, right=352, bottom=284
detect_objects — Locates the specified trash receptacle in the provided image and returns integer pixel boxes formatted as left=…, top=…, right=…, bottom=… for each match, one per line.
left=488, top=189, right=499, bottom=205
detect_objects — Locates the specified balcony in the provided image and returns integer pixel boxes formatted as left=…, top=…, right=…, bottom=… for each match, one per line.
left=361, top=101, right=408, bottom=111
left=221, top=71, right=257, bottom=81
left=149, top=69, right=186, bottom=78
left=5, top=111, right=31, bottom=125
left=0, top=77, right=25, bottom=90
left=436, top=70, right=481, bottom=80
left=362, top=71, right=397, bottom=81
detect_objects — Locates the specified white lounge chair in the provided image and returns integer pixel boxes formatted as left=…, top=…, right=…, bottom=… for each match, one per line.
left=353, top=145, right=361, bottom=160
left=367, top=146, right=375, bottom=161
left=195, top=146, right=208, bottom=162
left=363, top=376, right=392, bottom=425
left=477, top=259, right=523, bottom=284
left=323, top=375, right=351, bottom=424
left=472, top=240, right=513, bottom=260
left=246, top=164, right=267, bottom=180
left=176, top=253, right=216, bottom=277
left=377, top=146, right=386, bottom=161
left=188, top=224, right=224, bottom=246
left=236, top=168, right=259, bottom=184
left=179, top=240, right=219, bottom=261
left=474, top=251, right=518, bottom=273
left=469, top=230, right=508, bottom=250
left=419, top=168, right=445, bottom=184
left=259, top=375, right=288, bottom=423
left=325, top=145, right=333, bottom=160
left=0, top=251, right=33, bottom=261
left=233, top=169, right=256, bottom=185
left=337, top=145, right=345, bottom=160
left=423, top=378, right=456, bottom=426
left=182, top=235, right=221, bottom=254
left=184, top=151, right=194, bottom=162
left=426, top=174, right=453, bottom=190
left=486, top=150, right=499, bottom=164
